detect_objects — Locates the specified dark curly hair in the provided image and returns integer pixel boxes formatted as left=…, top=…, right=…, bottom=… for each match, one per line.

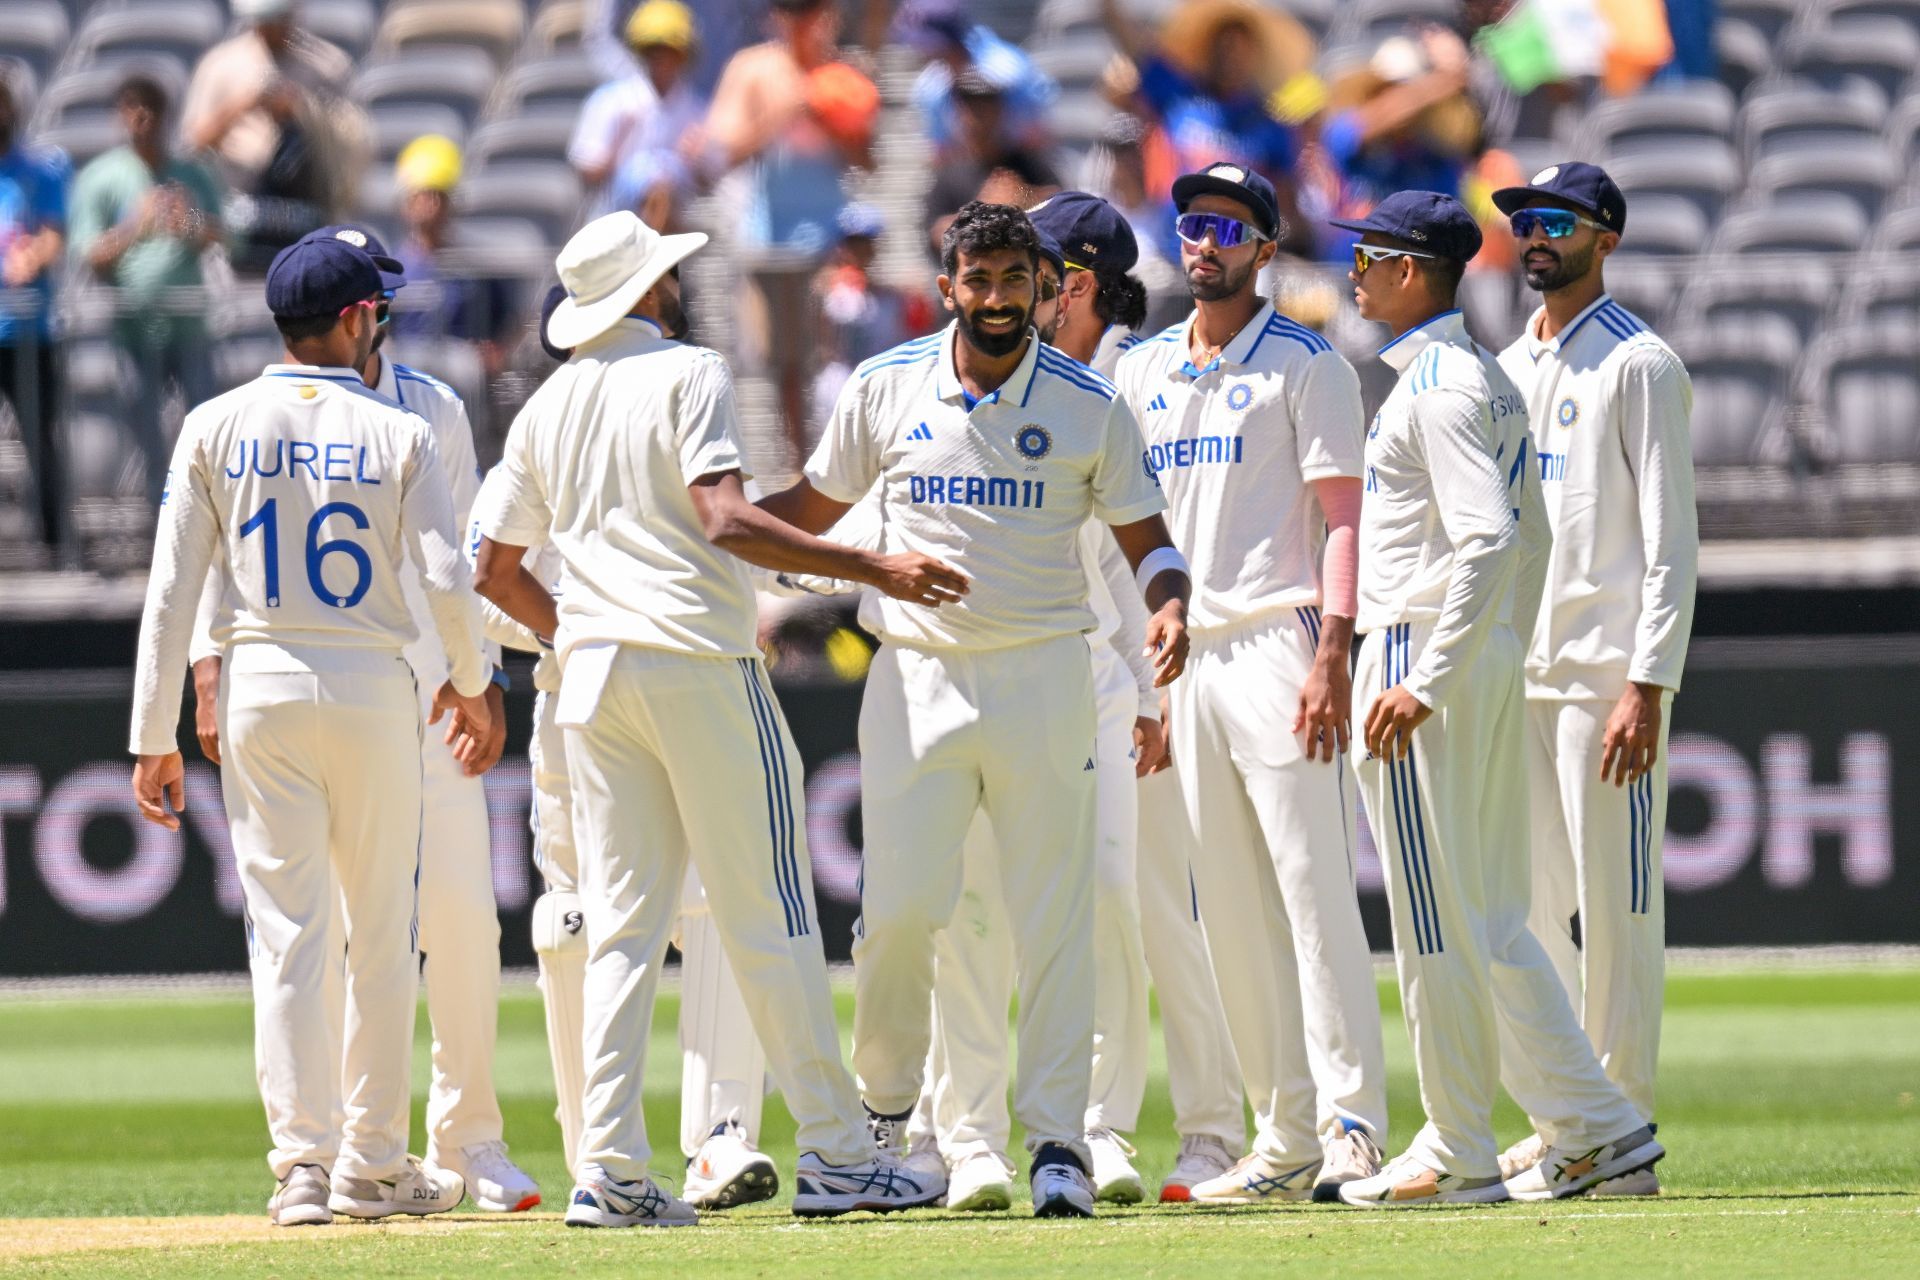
left=940, top=200, right=1041, bottom=279
left=1093, top=270, right=1149, bottom=331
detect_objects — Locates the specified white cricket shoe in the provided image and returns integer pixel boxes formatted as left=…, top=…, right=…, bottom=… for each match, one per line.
left=901, top=1143, right=950, bottom=1203
left=564, top=1167, right=697, bottom=1227
left=790, top=1150, right=943, bottom=1217
left=442, top=1140, right=541, bottom=1213
left=1189, top=1150, right=1322, bottom=1204
left=1504, top=1127, right=1663, bottom=1201
left=1030, top=1154, right=1096, bottom=1219
left=1159, top=1134, right=1236, bottom=1203
left=1086, top=1127, right=1145, bottom=1205
left=1497, top=1131, right=1546, bottom=1180
left=946, top=1150, right=1016, bottom=1213
left=328, top=1154, right=465, bottom=1220
left=1588, top=1166, right=1661, bottom=1197
left=268, top=1164, right=332, bottom=1227
left=1312, top=1126, right=1384, bottom=1203
left=684, top=1115, right=779, bottom=1211
left=1338, top=1152, right=1508, bottom=1208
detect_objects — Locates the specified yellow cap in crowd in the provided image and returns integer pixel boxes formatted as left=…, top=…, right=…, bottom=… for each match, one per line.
left=396, top=134, right=464, bottom=194
left=626, top=0, right=697, bottom=52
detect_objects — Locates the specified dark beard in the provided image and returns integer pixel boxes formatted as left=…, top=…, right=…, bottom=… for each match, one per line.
left=1522, top=242, right=1592, bottom=293
left=957, top=305, right=1029, bottom=358
left=1186, top=253, right=1257, bottom=303
left=656, top=290, right=688, bottom=340
left=1035, top=314, right=1059, bottom=345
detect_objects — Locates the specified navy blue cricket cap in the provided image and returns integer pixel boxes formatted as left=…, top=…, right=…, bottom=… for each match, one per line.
left=265, top=236, right=386, bottom=321
left=1329, top=190, right=1483, bottom=262
left=1027, top=190, right=1139, bottom=275
left=1492, top=161, right=1627, bottom=234
left=1032, top=226, right=1066, bottom=277
left=1172, top=161, right=1281, bottom=240
left=301, top=224, right=408, bottom=291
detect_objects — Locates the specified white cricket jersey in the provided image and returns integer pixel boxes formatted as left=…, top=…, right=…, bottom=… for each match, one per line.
left=468, top=464, right=565, bottom=692
left=475, top=317, right=759, bottom=662
left=1113, top=301, right=1365, bottom=636
left=1357, top=310, right=1548, bottom=711
left=1497, top=294, right=1697, bottom=700
left=130, top=363, right=489, bottom=755
left=804, top=322, right=1165, bottom=651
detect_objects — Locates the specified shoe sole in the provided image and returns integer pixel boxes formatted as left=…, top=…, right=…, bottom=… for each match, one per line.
left=1584, top=1169, right=1661, bottom=1198
left=1033, top=1193, right=1095, bottom=1219
left=790, top=1193, right=940, bottom=1219
left=1336, top=1183, right=1510, bottom=1208
left=689, top=1165, right=780, bottom=1211
left=947, top=1184, right=1013, bottom=1212
left=328, top=1201, right=461, bottom=1220
left=1158, top=1184, right=1192, bottom=1204
left=1310, top=1179, right=1350, bottom=1204
left=564, top=1210, right=695, bottom=1228
left=270, top=1205, right=332, bottom=1227
left=1508, top=1140, right=1665, bottom=1202
left=1094, top=1178, right=1145, bottom=1205
left=472, top=1192, right=542, bottom=1213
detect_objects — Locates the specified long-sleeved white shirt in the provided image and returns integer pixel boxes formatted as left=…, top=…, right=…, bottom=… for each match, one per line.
left=1497, top=294, right=1697, bottom=700
left=131, top=363, right=489, bottom=755
left=1357, top=310, right=1548, bottom=712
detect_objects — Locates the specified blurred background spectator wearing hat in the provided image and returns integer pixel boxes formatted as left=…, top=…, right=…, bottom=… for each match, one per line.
left=922, top=69, right=1065, bottom=258
left=69, top=73, right=223, bottom=513
left=570, top=1, right=708, bottom=229
left=809, top=201, right=933, bottom=442
left=896, top=0, right=1060, bottom=163
left=180, top=0, right=367, bottom=272
left=390, top=136, right=517, bottom=380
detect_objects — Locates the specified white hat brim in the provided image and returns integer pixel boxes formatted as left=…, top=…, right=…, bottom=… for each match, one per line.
left=545, top=230, right=709, bottom=351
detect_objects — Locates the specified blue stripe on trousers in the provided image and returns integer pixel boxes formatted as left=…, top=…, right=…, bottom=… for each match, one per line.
left=737, top=659, right=806, bottom=938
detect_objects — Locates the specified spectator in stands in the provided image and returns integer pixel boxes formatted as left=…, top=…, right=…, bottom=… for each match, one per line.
left=1077, top=113, right=1184, bottom=316
left=180, top=0, right=366, bottom=272
left=1099, top=0, right=1314, bottom=255
left=570, top=0, right=709, bottom=228
left=809, top=202, right=933, bottom=441
left=0, top=70, right=71, bottom=557
left=896, top=0, right=1058, bottom=161
left=1317, top=30, right=1480, bottom=265
left=922, top=71, right=1063, bottom=259
left=389, top=136, right=517, bottom=378
left=69, top=74, right=224, bottom=512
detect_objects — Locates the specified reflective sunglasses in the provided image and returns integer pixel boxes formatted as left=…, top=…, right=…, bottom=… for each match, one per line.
left=375, top=289, right=395, bottom=328
left=337, top=296, right=381, bottom=318
left=1175, top=212, right=1269, bottom=249
left=1508, top=208, right=1607, bottom=240
left=1352, top=244, right=1437, bottom=274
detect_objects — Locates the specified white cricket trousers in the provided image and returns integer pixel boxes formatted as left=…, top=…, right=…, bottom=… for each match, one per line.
left=1522, top=694, right=1672, bottom=1125
left=1353, top=621, right=1643, bottom=1177
left=565, top=646, right=868, bottom=1180
left=852, top=634, right=1097, bottom=1158
left=413, top=692, right=505, bottom=1161
left=911, top=640, right=1145, bottom=1157
left=1170, top=609, right=1386, bottom=1165
left=219, top=647, right=422, bottom=1183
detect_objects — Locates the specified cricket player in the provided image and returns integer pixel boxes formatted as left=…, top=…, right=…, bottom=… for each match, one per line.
left=190, top=226, right=540, bottom=1214
left=1329, top=190, right=1662, bottom=1206
left=129, top=234, right=494, bottom=1224
left=756, top=201, right=1192, bottom=1219
left=472, top=211, right=962, bottom=1226
left=1112, top=162, right=1387, bottom=1204
left=1492, top=163, right=1696, bottom=1195
left=909, top=195, right=1243, bottom=1211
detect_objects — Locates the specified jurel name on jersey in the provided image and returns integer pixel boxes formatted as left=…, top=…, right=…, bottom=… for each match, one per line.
left=225, top=438, right=386, bottom=484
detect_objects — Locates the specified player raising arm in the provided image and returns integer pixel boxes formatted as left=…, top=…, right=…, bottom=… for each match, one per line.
left=128, top=235, right=492, bottom=1227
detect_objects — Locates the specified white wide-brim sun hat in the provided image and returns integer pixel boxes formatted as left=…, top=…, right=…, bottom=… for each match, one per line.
left=546, top=211, right=709, bottom=351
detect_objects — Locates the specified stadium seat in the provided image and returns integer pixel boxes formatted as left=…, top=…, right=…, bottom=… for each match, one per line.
left=496, top=55, right=606, bottom=119
left=1605, top=146, right=1743, bottom=226
left=1605, top=195, right=1710, bottom=258
left=528, top=0, right=587, bottom=58
left=468, top=116, right=585, bottom=169
left=457, top=161, right=584, bottom=247
left=1869, top=203, right=1920, bottom=252
left=35, top=60, right=188, bottom=134
left=375, top=0, right=529, bottom=69
left=1780, top=20, right=1920, bottom=106
left=62, top=339, right=130, bottom=403
left=1714, top=19, right=1774, bottom=99
left=1799, top=326, right=1920, bottom=463
left=1721, top=0, right=1814, bottom=44
left=70, top=2, right=225, bottom=73
left=63, top=410, right=141, bottom=501
left=1457, top=270, right=1519, bottom=346
left=1029, top=32, right=1118, bottom=89
left=1577, top=82, right=1736, bottom=161
left=369, top=104, right=470, bottom=164
left=1841, top=257, right=1920, bottom=326
left=1665, top=320, right=1801, bottom=467
left=1746, top=142, right=1901, bottom=220
left=0, top=0, right=70, bottom=88
left=1884, top=93, right=1920, bottom=170
left=1713, top=196, right=1871, bottom=257
left=1826, top=0, right=1920, bottom=31
left=1739, top=82, right=1886, bottom=161
left=301, top=0, right=379, bottom=63
left=354, top=50, right=498, bottom=130
left=1353, top=0, right=1464, bottom=43
left=1595, top=258, right=1675, bottom=331
left=1675, top=268, right=1837, bottom=347
left=35, top=118, right=120, bottom=168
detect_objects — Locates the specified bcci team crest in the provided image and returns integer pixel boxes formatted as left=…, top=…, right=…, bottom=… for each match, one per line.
left=1557, top=397, right=1580, bottom=428
left=1226, top=383, right=1254, bottom=412
left=1015, top=425, right=1052, bottom=459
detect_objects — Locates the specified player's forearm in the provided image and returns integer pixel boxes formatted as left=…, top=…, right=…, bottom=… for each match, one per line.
left=130, top=506, right=218, bottom=754
left=1631, top=472, right=1698, bottom=689
left=1403, top=523, right=1515, bottom=710
left=708, top=501, right=889, bottom=589
left=475, top=562, right=561, bottom=646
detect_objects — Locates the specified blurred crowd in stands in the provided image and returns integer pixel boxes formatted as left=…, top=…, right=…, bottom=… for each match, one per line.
left=0, top=0, right=1884, bottom=577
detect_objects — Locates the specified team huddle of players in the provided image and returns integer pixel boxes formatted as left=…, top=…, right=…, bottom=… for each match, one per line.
left=128, top=151, right=1694, bottom=1226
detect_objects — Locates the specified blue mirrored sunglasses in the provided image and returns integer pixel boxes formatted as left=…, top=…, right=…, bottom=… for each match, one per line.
left=1508, top=209, right=1606, bottom=240
left=1175, top=212, right=1268, bottom=249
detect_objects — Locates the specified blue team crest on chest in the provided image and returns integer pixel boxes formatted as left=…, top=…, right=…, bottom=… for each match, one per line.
left=1556, top=397, right=1580, bottom=428
left=1014, top=425, right=1052, bottom=459
left=1226, top=382, right=1254, bottom=412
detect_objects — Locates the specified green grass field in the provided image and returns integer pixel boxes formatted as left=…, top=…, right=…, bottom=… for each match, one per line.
left=1, top=966, right=1916, bottom=1278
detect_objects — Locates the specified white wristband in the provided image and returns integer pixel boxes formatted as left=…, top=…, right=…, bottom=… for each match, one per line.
left=1134, top=545, right=1189, bottom=597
